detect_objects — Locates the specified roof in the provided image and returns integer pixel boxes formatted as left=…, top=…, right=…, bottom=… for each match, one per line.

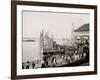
left=74, top=24, right=89, bottom=32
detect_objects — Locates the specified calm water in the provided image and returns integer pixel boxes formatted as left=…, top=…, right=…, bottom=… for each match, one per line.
left=22, top=39, right=69, bottom=63
left=22, top=39, right=40, bottom=63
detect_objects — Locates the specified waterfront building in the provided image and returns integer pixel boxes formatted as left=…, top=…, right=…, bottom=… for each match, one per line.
left=74, top=23, right=89, bottom=43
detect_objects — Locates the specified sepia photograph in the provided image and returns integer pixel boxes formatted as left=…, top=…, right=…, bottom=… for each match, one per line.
left=22, top=11, right=90, bottom=69
left=11, top=1, right=97, bottom=79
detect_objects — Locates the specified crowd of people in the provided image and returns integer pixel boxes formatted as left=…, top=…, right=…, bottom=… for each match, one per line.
left=22, top=40, right=89, bottom=69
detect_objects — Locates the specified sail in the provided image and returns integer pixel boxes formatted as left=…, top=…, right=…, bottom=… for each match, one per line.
left=40, top=30, right=54, bottom=53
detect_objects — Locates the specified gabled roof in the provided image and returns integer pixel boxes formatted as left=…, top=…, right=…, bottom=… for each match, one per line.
left=74, top=24, right=89, bottom=32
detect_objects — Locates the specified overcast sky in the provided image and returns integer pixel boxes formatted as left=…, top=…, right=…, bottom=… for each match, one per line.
left=23, top=11, right=90, bottom=39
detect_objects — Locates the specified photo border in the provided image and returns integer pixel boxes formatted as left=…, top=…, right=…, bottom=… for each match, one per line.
left=11, top=1, right=97, bottom=79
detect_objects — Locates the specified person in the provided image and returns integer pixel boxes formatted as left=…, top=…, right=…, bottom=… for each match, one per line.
left=83, top=52, right=86, bottom=59
left=26, top=61, right=29, bottom=69
left=67, top=54, right=71, bottom=63
left=83, top=40, right=89, bottom=62
left=32, top=61, right=35, bottom=68
left=78, top=44, right=83, bottom=59
left=83, top=46, right=89, bottom=61
left=41, top=60, right=45, bottom=68
left=53, top=57, right=57, bottom=66
left=22, top=63, right=24, bottom=69
left=41, top=62, right=45, bottom=68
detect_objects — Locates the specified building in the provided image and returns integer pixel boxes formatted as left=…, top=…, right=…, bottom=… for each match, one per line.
left=74, top=23, right=89, bottom=43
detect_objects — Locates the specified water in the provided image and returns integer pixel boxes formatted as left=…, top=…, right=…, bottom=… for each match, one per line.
left=22, top=39, right=41, bottom=63
left=22, top=38, right=70, bottom=63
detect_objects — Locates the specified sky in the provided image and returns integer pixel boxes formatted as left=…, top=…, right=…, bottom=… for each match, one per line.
left=23, top=11, right=90, bottom=39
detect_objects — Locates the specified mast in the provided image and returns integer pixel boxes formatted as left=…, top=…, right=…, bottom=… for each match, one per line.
left=71, top=23, right=75, bottom=43
left=40, top=29, right=44, bottom=58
